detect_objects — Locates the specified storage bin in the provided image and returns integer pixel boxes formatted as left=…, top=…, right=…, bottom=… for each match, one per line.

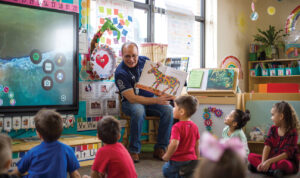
left=261, top=69, right=269, bottom=76
left=140, top=43, right=168, bottom=63
left=285, top=67, right=299, bottom=75
left=250, top=69, right=261, bottom=76
left=269, top=68, right=277, bottom=76
left=277, top=68, right=285, bottom=76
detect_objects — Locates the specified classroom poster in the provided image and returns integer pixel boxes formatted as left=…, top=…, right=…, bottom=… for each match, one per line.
left=167, top=11, right=194, bottom=56
left=89, top=0, right=134, bottom=57
left=79, top=81, right=119, bottom=129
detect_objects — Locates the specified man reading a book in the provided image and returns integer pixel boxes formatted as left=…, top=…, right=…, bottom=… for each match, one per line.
left=115, top=42, right=174, bottom=163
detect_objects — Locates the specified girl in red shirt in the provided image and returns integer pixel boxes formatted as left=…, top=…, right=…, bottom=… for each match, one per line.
left=248, top=101, right=300, bottom=178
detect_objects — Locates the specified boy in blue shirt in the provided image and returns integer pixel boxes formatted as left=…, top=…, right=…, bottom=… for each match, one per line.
left=12, top=109, right=81, bottom=178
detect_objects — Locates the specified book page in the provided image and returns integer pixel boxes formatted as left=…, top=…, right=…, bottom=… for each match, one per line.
left=206, top=69, right=235, bottom=90
left=137, top=60, right=187, bottom=96
left=187, top=69, right=209, bottom=91
left=137, top=61, right=167, bottom=95
left=187, top=70, right=203, bottom=88
left=163, top=67, right=188, bottom=96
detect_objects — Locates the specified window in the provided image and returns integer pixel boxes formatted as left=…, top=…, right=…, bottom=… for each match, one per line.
left=154, top=13, right=167, bottom=44
left=153, top=0, right=204, bottom=69
left=128, top=0, right=204, bottom=68
left=133, top=8, right=148, bottom=44
left=132, top=0, right=146, bottom=3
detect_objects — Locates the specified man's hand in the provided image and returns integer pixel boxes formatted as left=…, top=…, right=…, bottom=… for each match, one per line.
left=156, top=61, right=162, bottom=67
left=156, top=95, right=173, bottom=105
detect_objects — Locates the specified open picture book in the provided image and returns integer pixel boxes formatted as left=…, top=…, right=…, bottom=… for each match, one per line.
left=187, top=68, right=239, bottom=96
left=136, top=60, right=188, bottom=97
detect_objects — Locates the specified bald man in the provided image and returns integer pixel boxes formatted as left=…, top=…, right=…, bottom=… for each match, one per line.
left=115, top=42, right=173, bottom=163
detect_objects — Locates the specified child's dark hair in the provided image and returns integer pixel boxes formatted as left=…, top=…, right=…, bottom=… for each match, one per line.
left=273, top=101, right=300, bottom=133
left=194, top=148, right=246, bottom=178
left=233, top=109, right=251, bottom=130
left=0, top=134, right=12, bottom=171
left=175, top=95, right=198, bottom=118
left=34, top=109, right=63, bottom=142
left=97, top=116, right=120, bottom=144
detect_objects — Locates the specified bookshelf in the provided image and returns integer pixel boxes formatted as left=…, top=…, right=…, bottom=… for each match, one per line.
left=248, top=58, right=300, bottom=92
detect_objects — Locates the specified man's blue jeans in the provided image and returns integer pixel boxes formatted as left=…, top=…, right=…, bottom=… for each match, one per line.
left=162, top=160, right=192, bottom=178
left=122, top=100, right=173, bottom=153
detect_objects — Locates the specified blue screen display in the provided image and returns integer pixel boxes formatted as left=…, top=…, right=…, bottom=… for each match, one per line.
left=0, top=2, right=78, bottom=114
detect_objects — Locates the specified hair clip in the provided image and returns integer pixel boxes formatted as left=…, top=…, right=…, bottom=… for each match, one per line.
left=199, top=132, right=246, bottom=162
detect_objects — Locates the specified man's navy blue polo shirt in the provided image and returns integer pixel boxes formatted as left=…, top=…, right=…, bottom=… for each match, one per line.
left=115, top=56, right=154, bottom=102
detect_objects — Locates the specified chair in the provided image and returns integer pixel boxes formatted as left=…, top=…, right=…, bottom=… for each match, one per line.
left=119, top=97, right=160, bottom=147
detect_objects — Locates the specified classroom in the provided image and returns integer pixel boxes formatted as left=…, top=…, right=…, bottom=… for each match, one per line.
left=0, top=0, right=300, bottom=178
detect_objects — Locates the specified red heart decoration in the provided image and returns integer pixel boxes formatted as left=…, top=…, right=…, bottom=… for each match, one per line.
left=96, top=54, right=109, bottom=68
left=69, top=119, right=73, bottom=123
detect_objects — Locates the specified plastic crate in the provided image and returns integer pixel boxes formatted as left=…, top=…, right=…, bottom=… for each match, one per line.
left=261, top=69, right=269, bottom=76
left=250, top=69, right=261, bottom=76
left=269, top=68, right=277, bottom=76
left=277, top=68, right=285, bottom=76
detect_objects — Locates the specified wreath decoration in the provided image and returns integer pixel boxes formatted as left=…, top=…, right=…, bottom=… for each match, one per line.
left=203, top=112, right=211, bottom=120
left=204, top=119, right=213, bottom=127
left=89, top=45, right=117, bottom=79
left=81, top=18, right=120, bottom=80
left=214, top=109, right=223, bottom=118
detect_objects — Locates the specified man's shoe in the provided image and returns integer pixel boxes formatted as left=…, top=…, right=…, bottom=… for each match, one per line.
left=153, top=148, right=165, bottom=161
left=130, top=153, right=139, bottom=163
left=247, top=164, right=257, bottom=173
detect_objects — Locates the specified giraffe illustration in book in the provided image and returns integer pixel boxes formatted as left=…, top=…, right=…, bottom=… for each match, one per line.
left=147, top=64, right=180, bottom=95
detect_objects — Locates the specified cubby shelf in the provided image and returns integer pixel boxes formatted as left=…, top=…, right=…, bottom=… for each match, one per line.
left=248, top=59, right=300, bottom=92
left=250, top=75, right=300, bottom=78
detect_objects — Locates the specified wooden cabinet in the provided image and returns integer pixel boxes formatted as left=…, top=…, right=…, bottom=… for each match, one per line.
left=248, top=58, right=300, bottom=92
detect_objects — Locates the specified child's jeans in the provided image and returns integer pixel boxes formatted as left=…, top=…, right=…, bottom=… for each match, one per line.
left=162, top=160, right=193, bottom=178
left=248, top=153, right=297, bottom=174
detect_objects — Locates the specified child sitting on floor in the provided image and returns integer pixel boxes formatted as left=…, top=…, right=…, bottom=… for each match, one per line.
left=248, top=101, right=300, bottom=178
left=222, top=109, right=250, bottom=155
left=162, top=95, right=200, bottom=177
left=0, top=133, right=19, bottom=178
left=194, top=132, right=247, bottom=178
left=90, top=116, right=137, bottom=178
left=12, top=109, right=81, bottom=178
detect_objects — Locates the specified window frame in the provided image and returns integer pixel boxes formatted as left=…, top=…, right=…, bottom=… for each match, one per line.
left=129, top=0, right=205, bottom=67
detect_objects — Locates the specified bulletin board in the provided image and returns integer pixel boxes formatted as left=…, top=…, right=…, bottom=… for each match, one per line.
left=243, top=93, right=300, bottom=142
left=190, top=95, right=242, bottom=138
left=88, top=0, right=134, bottom=57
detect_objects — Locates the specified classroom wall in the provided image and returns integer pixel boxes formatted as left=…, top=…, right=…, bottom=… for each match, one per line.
left=216, top=0, right=300, bottom=91
left=252, top=0, right=300, bottom=36
left=217, top=0, right=252, bottom=92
